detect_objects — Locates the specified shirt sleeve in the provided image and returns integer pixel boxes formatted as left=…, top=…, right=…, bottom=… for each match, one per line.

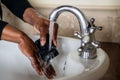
left=1, top=0, right=33, bottom=20
left=0, top=20, right=8, bottom=39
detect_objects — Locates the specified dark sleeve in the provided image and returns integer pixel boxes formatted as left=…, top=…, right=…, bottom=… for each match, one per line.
left=0, top=20, right=8, bottom=39
left=1, top=0, right=33, bottom=20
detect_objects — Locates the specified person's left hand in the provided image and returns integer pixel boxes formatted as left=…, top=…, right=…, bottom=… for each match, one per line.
left=33, top=17, right=58, bottom=46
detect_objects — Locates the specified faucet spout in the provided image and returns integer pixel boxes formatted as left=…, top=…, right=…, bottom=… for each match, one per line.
left=49, top=5, right=89, bottom=36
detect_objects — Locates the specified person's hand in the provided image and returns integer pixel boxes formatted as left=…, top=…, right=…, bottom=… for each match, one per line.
left=17, top=33, right=56, bottom=79
left=33, top=17, right=58, bottom=46
left=33, top=18, right=58, bottom=79
left=29, top=49, right=56, bottom=79
left=41, top=64, right=56, bottom=79
left=23, top=8, right=58, bottom=46
left=17, top=33, right=43, bottom=76
left=1, top=25, right=50, bottom=77
left=23, top=8, right=58, bottom=79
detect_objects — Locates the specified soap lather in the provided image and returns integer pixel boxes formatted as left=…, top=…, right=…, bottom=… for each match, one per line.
left=35, top=34, right=59, bottom=65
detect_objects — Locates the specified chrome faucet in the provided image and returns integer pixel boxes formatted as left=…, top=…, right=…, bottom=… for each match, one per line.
left=49, top=5, right=102, bottom=59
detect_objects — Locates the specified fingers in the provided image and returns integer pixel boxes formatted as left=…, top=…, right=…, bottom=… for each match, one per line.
left=33, top=25, right=40, bottom=33
left=33, top=17, right=58, bottom=47
left=29, top=56, right=43, bottom=75
left=46, top=64, right=56, bottom=76
left=33, top=18, right=58, bottom=79
left=52, top=23, right=58, bottom=46
left=33, top=51, right=56, bottom=79
left=42, top=64, right=56, bottom=79
left=36, top=57, right=56, bottom=79
left=40, top=34, right=46, bottom=46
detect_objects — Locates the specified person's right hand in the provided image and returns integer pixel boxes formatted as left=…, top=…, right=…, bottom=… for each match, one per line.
left=29, top=50, right=56, bottom=79
left=17, top=33, right=56, bottom=79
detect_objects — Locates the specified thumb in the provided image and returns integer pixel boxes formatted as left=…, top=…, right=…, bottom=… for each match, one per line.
left=34, top=25, right=40, bottom=33
left=40, top=34, right=47, bottom=46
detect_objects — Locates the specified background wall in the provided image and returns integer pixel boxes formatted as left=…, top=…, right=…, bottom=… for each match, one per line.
left=2, top=0, right=120, bottom=43
left=28, top=0, right=120, bottom=9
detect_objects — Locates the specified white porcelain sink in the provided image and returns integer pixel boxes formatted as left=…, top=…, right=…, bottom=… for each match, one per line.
left=0, top=35, right=109, bottom=80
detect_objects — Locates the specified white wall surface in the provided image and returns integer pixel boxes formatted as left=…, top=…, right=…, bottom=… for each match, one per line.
left=28, top=0, right=120, bottom=9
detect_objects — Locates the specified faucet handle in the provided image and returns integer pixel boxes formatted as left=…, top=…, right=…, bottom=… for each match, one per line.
left=89, top=18, right=103, bottom=33
left=92, top=41, right=101, bottom=48
left=96, top=26, right=102, bottom=31
left=74, top=31, right=82, bottom=39
left=90, top=18, right=95, bottom=26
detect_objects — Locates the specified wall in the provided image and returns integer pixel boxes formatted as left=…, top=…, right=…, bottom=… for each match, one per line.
left=2, top=0, right=120, bottom=43
left=28, top=0, right=120, bottom=9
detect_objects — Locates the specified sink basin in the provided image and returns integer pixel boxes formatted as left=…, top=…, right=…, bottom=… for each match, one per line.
left=0, top=35, right=109, bottom=80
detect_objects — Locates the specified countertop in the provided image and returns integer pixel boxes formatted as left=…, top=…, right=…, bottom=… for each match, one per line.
left=100, top=42, right=120, bottom=80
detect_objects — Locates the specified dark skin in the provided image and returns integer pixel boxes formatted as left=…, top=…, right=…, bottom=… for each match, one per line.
left=1, top=8, right=58, bottom=79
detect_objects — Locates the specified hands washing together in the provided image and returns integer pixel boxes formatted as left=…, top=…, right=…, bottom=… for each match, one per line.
left=0, top=0, right=58, bottom=79
left=22, top=8, right=58, bottom=79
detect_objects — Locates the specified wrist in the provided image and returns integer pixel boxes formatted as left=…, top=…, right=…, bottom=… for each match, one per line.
left=23, top=8, right=40, bottom=26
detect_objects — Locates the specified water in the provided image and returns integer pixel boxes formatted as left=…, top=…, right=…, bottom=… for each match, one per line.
left=63, top=60, right=67, bottom=76
left=51, top=57, right=68, bottom=78
left=49, top=21, right=55, bottom=50
left=48, top=21, right=67, bottom=79
left=48, top=21, right=69, bottom=78
left=79, top=58, right=99, bottom=71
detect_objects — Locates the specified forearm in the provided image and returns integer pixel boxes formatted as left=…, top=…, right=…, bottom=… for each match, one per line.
left=1, top=24, right=27, bottom=43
